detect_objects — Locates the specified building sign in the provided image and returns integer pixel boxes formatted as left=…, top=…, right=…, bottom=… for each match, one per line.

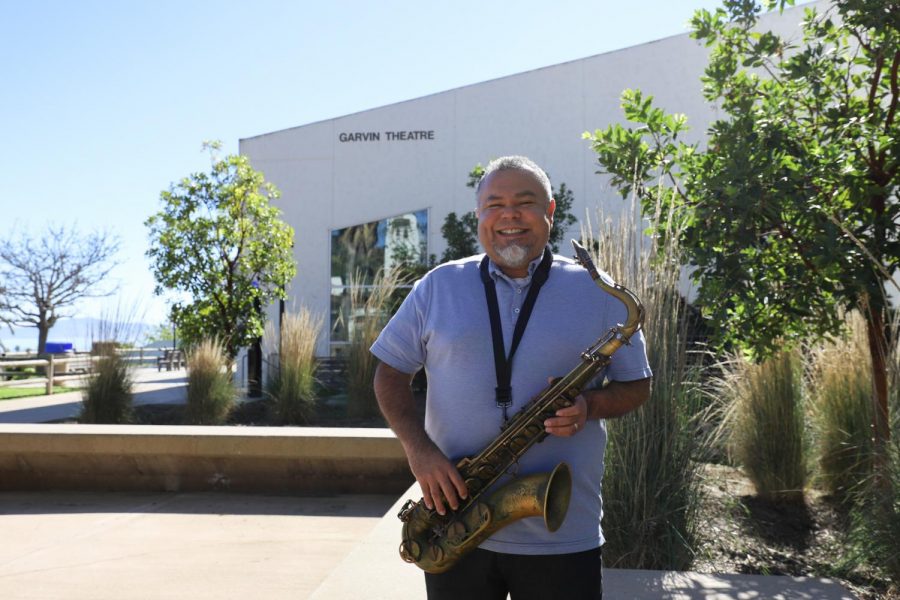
left=338, top=130, right=435, bottom=142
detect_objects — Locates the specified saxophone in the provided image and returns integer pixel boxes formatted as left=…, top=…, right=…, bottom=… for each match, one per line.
left=397, top=240, right=645, bottom=573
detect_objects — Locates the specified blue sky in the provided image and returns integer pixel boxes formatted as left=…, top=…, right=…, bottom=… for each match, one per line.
left=1, top=0, right=727, bottom=331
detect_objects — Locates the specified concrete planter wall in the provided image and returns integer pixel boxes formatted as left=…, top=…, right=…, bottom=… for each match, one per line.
left=0, top=424, right=412, bottom=494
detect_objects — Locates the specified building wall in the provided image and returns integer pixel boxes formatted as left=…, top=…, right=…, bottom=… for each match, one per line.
left=239, top=3, right=818, bottom=356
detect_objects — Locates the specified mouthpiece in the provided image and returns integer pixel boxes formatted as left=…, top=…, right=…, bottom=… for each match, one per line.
left=571, top=239, right=599, bottom=280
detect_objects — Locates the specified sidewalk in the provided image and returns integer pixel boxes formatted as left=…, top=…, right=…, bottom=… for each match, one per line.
left=0, top=490, right=857, bottom=600
left=0, top=367, right=188, bottom=423
left=0, top=491, right=395, bottom=600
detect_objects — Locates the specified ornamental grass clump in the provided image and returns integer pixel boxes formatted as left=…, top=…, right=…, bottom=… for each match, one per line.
left=843, top=436, right=900, bottom=587
left=807, top=310, right=875, bottom=503
left=80, top=349, right=134, bottom=424
left=723, top=348, right=807, bottom=503
left=839, top=308, right=900, bottom=585
left=346, top=268, right=406, bottom=421
left=185, top=337, right=235, bottom=425
left=584, top=192, right=707, bottom=571
left=267, top=309, right=322, bottom=425
left=80, top=312, right=141, bottom=424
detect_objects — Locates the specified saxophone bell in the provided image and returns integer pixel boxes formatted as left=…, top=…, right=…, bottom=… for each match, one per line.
left=400, top=462, right=573, bottom=573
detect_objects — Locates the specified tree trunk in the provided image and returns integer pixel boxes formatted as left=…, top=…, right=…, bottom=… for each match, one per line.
left=865, top=303, right=891, bottom=488
left=37, top=318, right=49, bottom=355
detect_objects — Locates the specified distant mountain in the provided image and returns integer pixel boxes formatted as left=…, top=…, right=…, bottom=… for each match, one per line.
left=0, top=318, right=156, bottom=353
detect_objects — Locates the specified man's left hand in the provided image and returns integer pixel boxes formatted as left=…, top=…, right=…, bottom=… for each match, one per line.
left=543, top=394, right=587, bottom=437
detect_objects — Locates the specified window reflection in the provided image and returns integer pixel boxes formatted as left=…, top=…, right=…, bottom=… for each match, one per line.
left=330, top=209, right=427, bottom=350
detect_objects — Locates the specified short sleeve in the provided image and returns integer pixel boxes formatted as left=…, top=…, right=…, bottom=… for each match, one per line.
left=369, top=276, right=429, bottom=375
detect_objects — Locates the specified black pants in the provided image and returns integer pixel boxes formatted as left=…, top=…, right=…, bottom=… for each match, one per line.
left=424, top=547, right=602, bottom=600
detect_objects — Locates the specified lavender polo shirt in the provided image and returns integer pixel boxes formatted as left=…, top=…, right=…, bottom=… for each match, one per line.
left=370, top=252, right=652, bottom=555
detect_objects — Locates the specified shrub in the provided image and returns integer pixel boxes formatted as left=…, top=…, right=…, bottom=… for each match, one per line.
left=79, top=350, right=133, bottom=424
left=585, top=198, right=707, bottom=570
left=840, top=309, right=900, bottom=586
left=808, top=310, right=875, bottom=503
left=267, top=309, right=323, bottom=424
left=843, top=437, right=900, bottom=587
left=80, top=309, right=142, bottom=424
left=185, top=338, right=235, bottom=425
left=724, top=349, right=807, bottom=503
left=345, top=268, right=406, bottom=421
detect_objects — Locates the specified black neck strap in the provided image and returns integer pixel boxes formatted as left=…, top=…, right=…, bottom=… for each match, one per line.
left=479, top=247, right=553, bottom=421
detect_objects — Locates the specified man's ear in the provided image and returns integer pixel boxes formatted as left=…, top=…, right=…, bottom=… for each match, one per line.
left=547, top=198, right=557, bottom=224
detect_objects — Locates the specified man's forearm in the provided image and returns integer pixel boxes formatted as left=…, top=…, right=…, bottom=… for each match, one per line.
left=374, top=361, right=468, bottom=513
left=373, top=361, right=431, bottom=454
left=582, top=377, right=652, bottom=420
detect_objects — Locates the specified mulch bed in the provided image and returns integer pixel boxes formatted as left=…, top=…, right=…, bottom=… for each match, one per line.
left=694, top=464, right=897, bottom=600
left=131, top=398, right=387, bottom=428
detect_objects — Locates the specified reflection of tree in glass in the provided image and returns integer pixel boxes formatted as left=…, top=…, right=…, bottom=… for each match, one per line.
left=385, top=214, right=426, bottom=273
left=332, top=222, right=383, bottom=287
left=330, top=291, right=350, bottom=343
left=329, top=210, right=429, bottom=348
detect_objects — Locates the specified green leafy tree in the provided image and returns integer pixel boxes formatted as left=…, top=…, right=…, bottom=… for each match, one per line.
left=437, top=165, right=484, bottom=263
left=548, top=182, right=579, bottom=252
left=440, top=163, right=579, bottom=262
left=440, top=211, right=480, bottom=262
left=585, top=0, right=898, bottom=453
left=145, top=144, right=296, bottom=360
left=143, top=321, right=176, bottom=346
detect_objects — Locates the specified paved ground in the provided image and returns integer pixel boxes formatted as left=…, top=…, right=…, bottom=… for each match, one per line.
left=0, top=367, right=187, bottom=423
left=0, top=491, right=858, bottom=600
left=0, top=492, right=394, bottom=600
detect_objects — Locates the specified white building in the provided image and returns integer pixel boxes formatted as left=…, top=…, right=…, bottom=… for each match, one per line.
left=240, top=2, right=818, bottom=357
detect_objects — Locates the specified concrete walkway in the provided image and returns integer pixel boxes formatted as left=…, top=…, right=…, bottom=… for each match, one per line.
left=0, top=490, right=857, bottom=600
left=0, top=491, right=395, bottom=600
left=0, top=367, right=188, bottom=423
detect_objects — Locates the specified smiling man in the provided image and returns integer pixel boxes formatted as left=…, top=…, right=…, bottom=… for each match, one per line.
left=372, top=155, right=652, bottom=600
left=475, top=163, right=555, bottom=277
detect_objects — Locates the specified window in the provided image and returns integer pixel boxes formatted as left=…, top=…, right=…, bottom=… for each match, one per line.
left=329, top=209, right=428, bottom=351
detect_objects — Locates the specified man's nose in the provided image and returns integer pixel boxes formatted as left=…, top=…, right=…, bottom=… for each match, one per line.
left=497, top=204, right=521, bottom=217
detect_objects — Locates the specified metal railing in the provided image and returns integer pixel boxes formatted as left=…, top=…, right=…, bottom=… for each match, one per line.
left=0, top=347, right=176, bottom=395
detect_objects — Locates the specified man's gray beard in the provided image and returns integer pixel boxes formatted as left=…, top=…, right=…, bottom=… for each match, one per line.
left=494, top=243, right=530, bottom=270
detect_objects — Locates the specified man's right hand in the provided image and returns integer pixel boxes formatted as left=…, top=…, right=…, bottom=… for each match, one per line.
left=408, top=442, right=468, bottom=516
left=373, top=361, right=470, bottom=516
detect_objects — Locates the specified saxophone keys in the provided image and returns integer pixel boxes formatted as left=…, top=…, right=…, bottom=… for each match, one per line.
left=465, top=477, right=483, bottom=494
left=510, top=435, right=529, bottom=451
left=525, top=424, right=543, bottom=437
left=400, top=539, right=421, bottom=562
left=428, top=543, right=445, bottom=563
left=397, top=499, right=419, bottom=522
left=446, top=520, right=467, bottom=546
left=477, top=464, right=496, bottom=477
left=476, top=502, right=491, bottom=524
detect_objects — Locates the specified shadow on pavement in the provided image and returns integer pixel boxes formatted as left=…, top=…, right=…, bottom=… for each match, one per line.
left=0, top=491, right=397, bottom=518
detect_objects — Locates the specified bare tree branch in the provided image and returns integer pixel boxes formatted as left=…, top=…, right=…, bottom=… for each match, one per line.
left=0, top=225, right=120, bottom=353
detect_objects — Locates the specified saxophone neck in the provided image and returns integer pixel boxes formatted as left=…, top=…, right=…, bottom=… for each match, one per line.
left=571, top=239, right=645, bottom=341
